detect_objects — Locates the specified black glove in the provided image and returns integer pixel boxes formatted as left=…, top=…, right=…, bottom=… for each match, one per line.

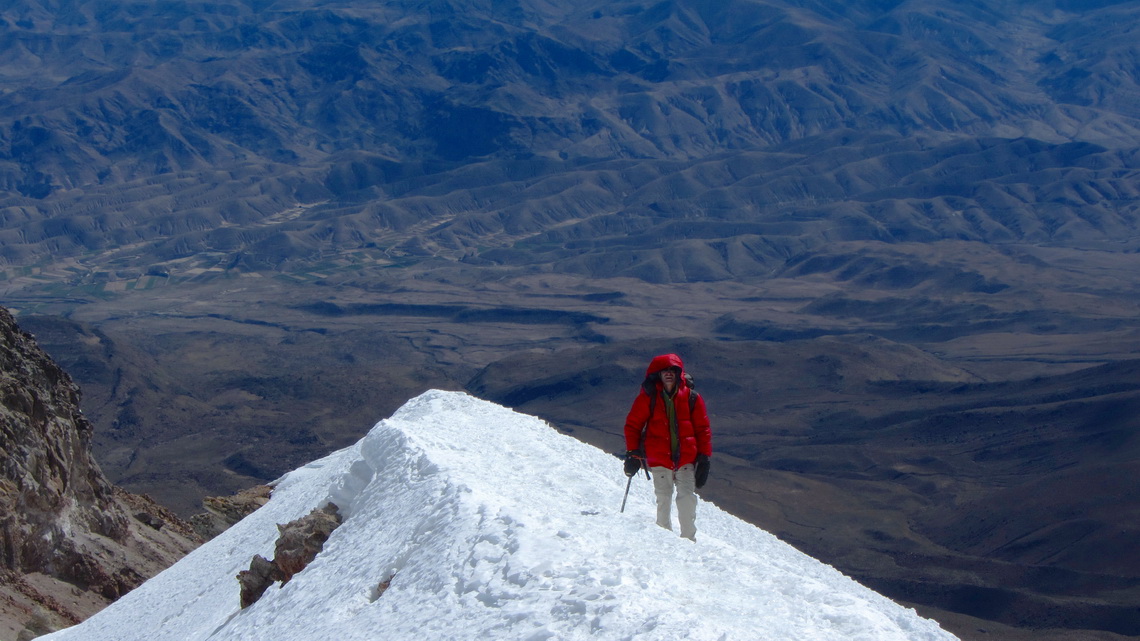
left=624, top=451, right=643, bottom=477
left=695, top=453, right=710, bottom=489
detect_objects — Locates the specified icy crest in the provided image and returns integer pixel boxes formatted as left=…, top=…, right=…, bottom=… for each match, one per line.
left=43, top=390, right=957, bottom=641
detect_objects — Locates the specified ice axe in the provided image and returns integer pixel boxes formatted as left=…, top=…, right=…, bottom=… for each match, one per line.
left=620, top=473, right=634, bottom=513
left=619, top=456, right=650, bottom=513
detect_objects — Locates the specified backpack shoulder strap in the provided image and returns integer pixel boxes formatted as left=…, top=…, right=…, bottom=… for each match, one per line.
left=685, top=372, right=699, bottom=414
left=636, top=379, right=657, bottom=452
left=637, top=380, right=699, bottom=449
left=647, top=381, right=698, bottom=417
left=642, top=379, right=658, bottom=416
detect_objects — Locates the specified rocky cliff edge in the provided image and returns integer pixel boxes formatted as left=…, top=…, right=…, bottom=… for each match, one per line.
left=1, top=306, right=201, bottom=640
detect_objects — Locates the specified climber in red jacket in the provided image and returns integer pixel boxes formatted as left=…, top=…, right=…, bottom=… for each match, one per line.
left=623, top=353, right=712, bottom=541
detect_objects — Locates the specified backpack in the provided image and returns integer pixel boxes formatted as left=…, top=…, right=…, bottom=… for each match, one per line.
left=635, top=372, right=702, bottom=461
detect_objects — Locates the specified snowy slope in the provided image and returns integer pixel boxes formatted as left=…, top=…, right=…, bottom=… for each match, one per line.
left=43, top=391, right=958, bottom=641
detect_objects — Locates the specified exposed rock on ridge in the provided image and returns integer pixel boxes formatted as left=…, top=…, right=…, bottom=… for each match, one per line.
left=191, top=485, right=273, bottom=540
left=0, top=306, right=200, bottom=639
left=237, top=503, right=342, bottom=609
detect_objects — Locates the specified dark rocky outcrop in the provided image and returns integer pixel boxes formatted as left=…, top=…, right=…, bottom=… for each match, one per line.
left=237, top=554, right=282, bottom=610
left=190, top=485, right=273, bottom=541
left=237, top=503, right=342, bottom=609
left=0, top=307, right=201, bottom=638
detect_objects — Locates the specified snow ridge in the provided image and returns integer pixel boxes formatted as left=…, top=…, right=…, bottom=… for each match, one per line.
left=43, top=390, right=958, bottom=641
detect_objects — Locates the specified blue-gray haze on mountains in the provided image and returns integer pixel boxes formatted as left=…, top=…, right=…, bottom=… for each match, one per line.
left=2, top=0, right=1140, bottom=639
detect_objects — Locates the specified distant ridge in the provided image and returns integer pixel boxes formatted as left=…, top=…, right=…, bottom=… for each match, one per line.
left=2, top=0, right=1140, bottom=282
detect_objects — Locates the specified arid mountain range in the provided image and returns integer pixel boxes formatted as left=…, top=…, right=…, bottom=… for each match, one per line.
left=3, top=0, right=1140, bottom=279
left=2, top=0, right=1140, bottom=639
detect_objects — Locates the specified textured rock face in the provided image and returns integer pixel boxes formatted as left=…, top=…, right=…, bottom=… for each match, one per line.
left=0, top=307, right=201, bottom=638
left=272, top=504, right=342, bottom=584
left=1, top=307, right=127, bottom=582
left=191, top=485, right=273, bottom=540
left=237, top=503, right=342, bottom=608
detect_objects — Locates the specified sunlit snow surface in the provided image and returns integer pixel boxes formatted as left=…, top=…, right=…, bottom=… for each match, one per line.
left=44, top=391, right=958, bottom=641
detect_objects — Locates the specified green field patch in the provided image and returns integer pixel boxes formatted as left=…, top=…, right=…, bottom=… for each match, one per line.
left=273, top=273, right=312, bottom=283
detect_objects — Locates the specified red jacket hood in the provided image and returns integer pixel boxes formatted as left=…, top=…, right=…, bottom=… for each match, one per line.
left=645, top=353, right=685, bottom=378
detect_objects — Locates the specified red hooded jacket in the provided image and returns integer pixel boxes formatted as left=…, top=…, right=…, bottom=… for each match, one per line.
left=624, top=353, right=712, bottom=469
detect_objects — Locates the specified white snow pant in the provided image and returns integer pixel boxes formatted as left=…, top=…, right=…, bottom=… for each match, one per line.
left=650, top=464, right=697, bottom=541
